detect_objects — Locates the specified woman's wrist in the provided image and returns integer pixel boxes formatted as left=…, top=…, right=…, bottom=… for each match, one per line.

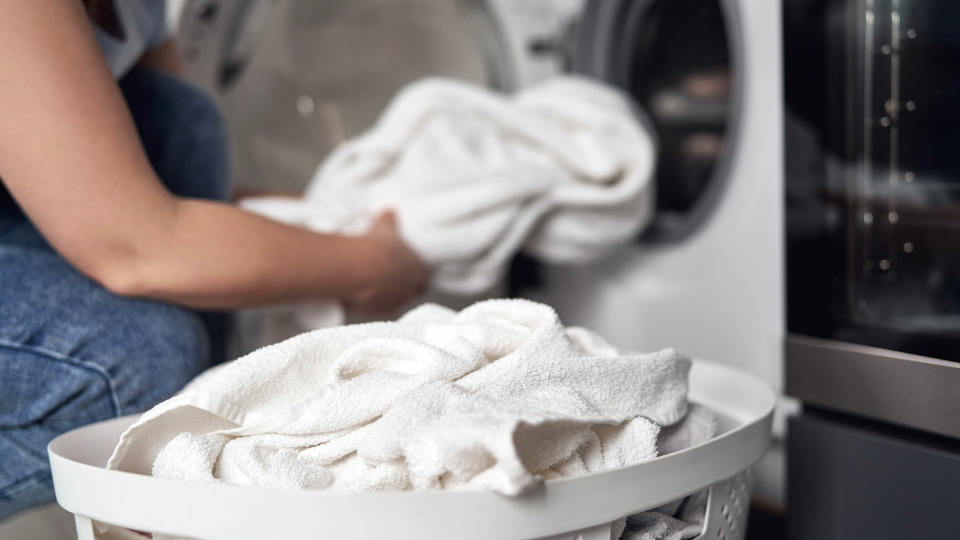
left=327, top=233, right=378, bottom=307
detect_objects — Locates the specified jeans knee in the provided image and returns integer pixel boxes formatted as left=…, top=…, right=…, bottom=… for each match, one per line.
left=0, top=346, right=115, bottom=429
left=113, top=302, right=210, bottom=412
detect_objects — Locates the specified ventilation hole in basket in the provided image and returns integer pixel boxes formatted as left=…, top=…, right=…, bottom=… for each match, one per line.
left=575, top=535, right=583, bottom=540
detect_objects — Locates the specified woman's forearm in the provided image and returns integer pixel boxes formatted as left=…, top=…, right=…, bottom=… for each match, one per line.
left=102, top=198, right=373, bottom=309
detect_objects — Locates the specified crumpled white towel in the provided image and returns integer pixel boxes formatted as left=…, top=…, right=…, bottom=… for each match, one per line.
left=238, top=75, right=655, bottom=344
left=107, top=299, right=689, bottom=500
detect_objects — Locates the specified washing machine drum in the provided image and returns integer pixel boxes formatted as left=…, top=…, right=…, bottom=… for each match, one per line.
left=573, top=0, right=740, bottom=242
left=178, top=0, right=516, bottom=194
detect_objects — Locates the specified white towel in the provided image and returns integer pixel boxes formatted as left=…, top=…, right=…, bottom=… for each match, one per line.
left=101, top=300, right=718, bottom=540
left=107, top=300, right=689, bottom=497
left=238, top=76, right=655, bottom=346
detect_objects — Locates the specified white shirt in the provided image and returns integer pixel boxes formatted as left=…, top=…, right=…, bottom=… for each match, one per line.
left=92, top=0, right=169, bottom=78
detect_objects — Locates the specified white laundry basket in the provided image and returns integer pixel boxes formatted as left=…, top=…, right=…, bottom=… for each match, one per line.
left=49, top=359, right=774, bottom=540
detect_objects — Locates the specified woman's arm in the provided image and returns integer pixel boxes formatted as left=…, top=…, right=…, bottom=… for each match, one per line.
left=0, top=0, right=426, bottom=311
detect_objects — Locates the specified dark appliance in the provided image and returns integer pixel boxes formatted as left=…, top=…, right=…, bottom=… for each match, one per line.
left=784, top=0, right=960, bottom=537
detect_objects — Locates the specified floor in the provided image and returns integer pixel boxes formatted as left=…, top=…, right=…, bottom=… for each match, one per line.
left=0, top=504, right=75, bottom=540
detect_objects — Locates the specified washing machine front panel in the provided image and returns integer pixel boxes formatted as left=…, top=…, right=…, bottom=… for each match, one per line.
left=531, top=0, right=783, bottom=389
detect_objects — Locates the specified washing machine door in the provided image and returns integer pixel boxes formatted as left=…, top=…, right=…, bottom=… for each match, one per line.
left=572, top=0, right=743, bottom=243
left=175, top=0, right=517, bottom=193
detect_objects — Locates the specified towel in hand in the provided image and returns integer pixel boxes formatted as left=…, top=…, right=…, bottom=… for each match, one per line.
left=238, top=76, right=655, bottom=346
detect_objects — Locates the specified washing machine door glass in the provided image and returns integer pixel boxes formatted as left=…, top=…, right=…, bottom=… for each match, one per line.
left=178, top=0, right=515, bottom=193
left=786, top=0, right=960, bottom=360
left=572, top=0, right=741, bottom=243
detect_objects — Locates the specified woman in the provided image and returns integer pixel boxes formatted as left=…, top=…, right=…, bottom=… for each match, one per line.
left=0, top=0, right=427, bottom=520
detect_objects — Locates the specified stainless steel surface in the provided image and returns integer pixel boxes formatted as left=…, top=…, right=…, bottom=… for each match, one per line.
left=786, top=334, right=960, bottom=438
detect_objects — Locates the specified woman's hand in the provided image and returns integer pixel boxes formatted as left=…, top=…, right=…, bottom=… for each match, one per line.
left=346, top=211, right=429, bottom=315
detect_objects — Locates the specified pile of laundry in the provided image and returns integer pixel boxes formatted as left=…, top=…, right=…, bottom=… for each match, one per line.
left=238, top=75, right=656, bottom=342
left=105, top=299, right=715, bottom=540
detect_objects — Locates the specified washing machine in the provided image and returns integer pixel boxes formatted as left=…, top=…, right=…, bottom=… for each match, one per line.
left=173, top=0, right=784, bottom=506
left=172, top=0, right=783, bottom=369
left=784, top=0, right=960, bottom=537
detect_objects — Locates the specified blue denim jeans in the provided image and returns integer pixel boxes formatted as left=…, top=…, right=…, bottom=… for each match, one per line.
left=0, top=68, right=231, bottom=521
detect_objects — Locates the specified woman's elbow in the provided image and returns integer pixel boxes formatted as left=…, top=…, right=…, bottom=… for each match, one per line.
left=69, top=207, right=179, bottom=298
left=78, top=246, right=153, bottom=298
left=59, top=235, right=155, bottom=296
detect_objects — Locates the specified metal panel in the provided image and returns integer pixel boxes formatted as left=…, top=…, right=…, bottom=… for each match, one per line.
left=787, top=412, right=960, bottom=540
left=785, top=334, right=960, bottom=438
